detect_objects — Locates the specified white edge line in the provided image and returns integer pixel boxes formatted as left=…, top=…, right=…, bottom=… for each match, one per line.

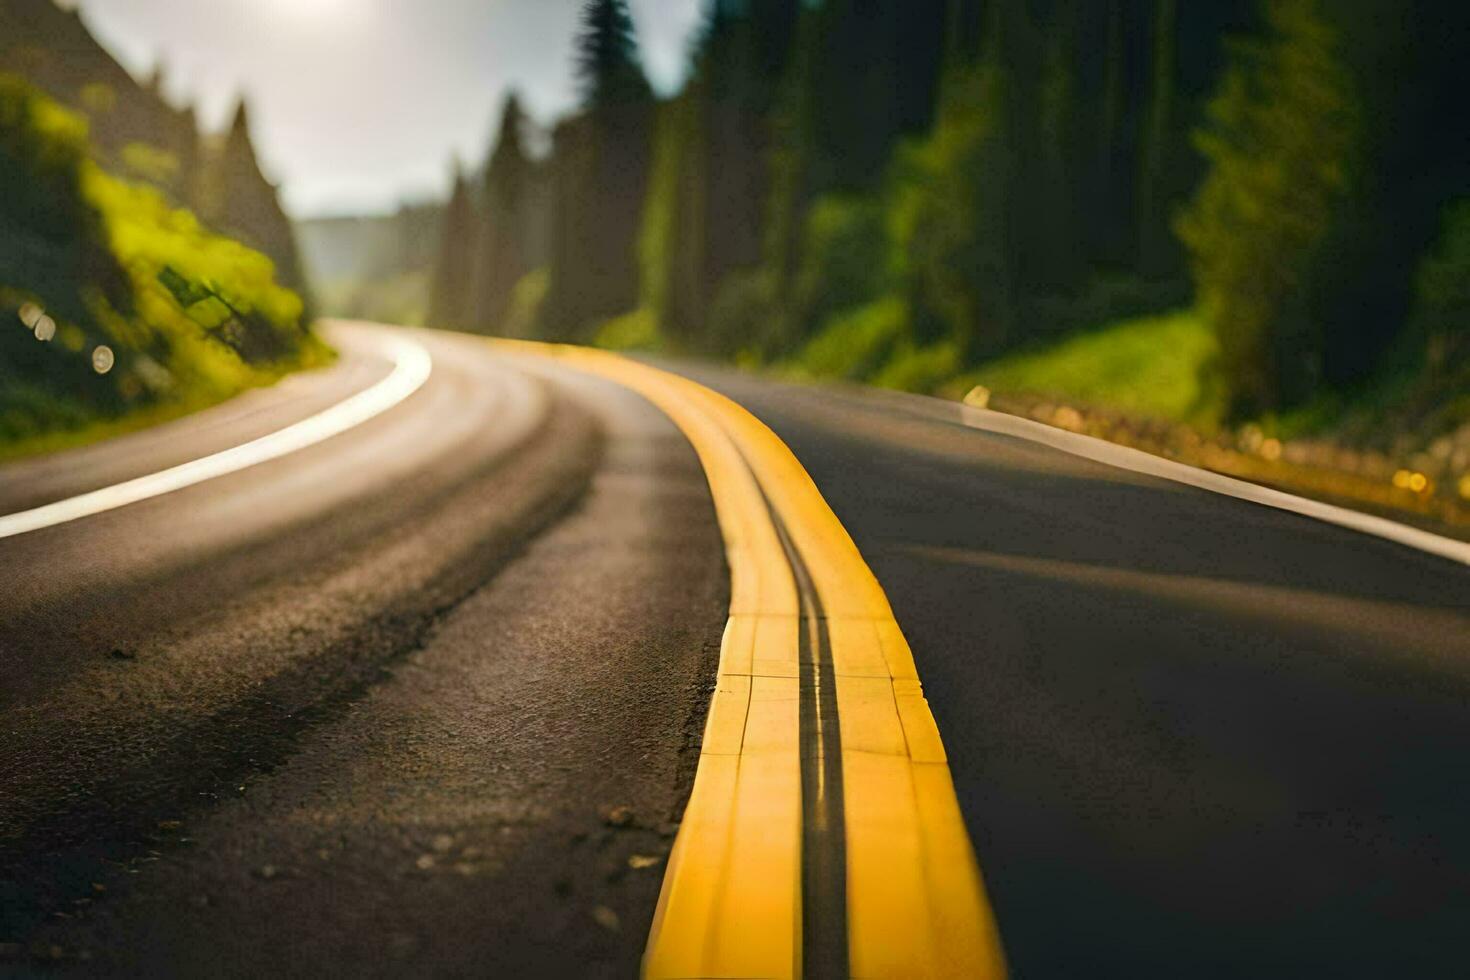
left=958, top=404, right=1470, bottom=567
left=0, top=334, right=433, bottom=541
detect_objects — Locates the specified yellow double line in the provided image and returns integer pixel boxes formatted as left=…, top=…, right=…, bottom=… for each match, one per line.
left=500, top=341, right=1006, bottom=979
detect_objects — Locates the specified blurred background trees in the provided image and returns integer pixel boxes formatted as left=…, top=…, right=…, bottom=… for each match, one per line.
left=427, top=164, right=477, bottom=332
left=472, top=94, right=536, bottom=334
left=538, top=0, right=655, bottom=341
left=4, top=0, right=1453, bottom=489
left=408, top=0, right=1468, bottom=445
left=1176, top=0, right=1356, bottom=416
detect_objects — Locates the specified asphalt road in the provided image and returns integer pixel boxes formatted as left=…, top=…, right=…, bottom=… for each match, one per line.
left=682, top=366, right=1470, bottom=979
left=2, top=323, right=1467, bottom=977
left=0, top=324, right=727, bottom=976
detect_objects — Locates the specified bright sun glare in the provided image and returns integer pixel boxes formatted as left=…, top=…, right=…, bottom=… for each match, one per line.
left=265, top=0, right=354, bottom=25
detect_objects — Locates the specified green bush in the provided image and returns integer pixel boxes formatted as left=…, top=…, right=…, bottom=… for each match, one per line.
left=502, top=267, right=550, bottom=340
left=886, top=62, right=1014, bottom=355
left=1413, top=200, right=1470, bottom=375
left=1175, top=0, right=1356, bottom=416
left=793, top=296, right=908, bottom=381
left=791, top=195, right=889, bottom=340
left=965, top=310, right=1222, bottom=424
left=872, top=339, right=962, bottom=393
left=88, top=166, right=306, bottom=370
left=0, top=74, right=316, bottom=449
left=705, top=267, right=782, bottom=361
left=594, top=307, right=660, bottom=351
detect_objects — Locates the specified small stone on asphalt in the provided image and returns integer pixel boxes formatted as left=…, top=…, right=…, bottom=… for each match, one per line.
left=592, top=905, right=620, bottom=932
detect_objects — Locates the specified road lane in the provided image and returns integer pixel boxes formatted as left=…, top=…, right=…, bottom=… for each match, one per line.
left=0, top=323, right=621, bottom=952
left=0, top=332, right=429, bottom=540
left=525, top=346, right=1004, bottom=978
left=15, top=364, right=728, bottom=977
left=0, top=327, right=390, bottom=516
left=6, top=324, right=1469, bottom=978
left=681, top=367, right=1470, bottom=979
left=1, top=324, right=552, bottom=705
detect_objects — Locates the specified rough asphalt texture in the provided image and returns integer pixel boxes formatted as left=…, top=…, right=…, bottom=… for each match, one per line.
left=684, top=366, right=1470, bottom=980
left=1, top=329, right=727, bottom=976
left=5, top=325, right=1469, bottom=978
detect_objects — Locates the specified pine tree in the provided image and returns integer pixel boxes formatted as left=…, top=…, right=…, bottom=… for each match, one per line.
left=890, top=2, right=1019, bottom=356
left=1302, top=0, right=1470, bottom=389
left=472, top=93, right=534, bottom=332
left=1176, top=0, right=1357, bottom=415
left=540, top=0, right=654, bottom=339
left=428, top=163, right=477, bottom=331
left=645, top=0, right=801, bottom=348
left=575, top=0, right=650, bottom=109
left=209, top=98, right=310, bottom=303
left=1136, top=0, right=1177, bottom=276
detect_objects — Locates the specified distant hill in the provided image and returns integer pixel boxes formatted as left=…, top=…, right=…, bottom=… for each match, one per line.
left=295, top=203, right=444, bottom=325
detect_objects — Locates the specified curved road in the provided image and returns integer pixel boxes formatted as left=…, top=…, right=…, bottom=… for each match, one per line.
left=1, top=322, right=1466, bottom=977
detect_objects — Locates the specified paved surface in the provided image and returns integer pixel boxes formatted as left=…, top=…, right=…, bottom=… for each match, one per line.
left=682, top=366, right=1470, bottom=979
left=0, top=326, right=727, bottom=976
left=2, top=324, right=1467, bottom=977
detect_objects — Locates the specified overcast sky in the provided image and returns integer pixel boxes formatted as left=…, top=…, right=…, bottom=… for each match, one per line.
left=70, top=0, right=705, bottom=218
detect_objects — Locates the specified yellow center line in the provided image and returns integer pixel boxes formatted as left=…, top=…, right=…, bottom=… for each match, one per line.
left=492, top=340, right=1006, bottom=979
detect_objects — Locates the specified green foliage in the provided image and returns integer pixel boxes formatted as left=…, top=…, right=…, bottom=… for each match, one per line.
left=1, top=75, right=314, bottom=450
left=575, top=0, right=650, bottom=109
left=787, top=296, right=963, bottom=396
left=502, top=267, right=550, bottom=340
left=593, top=307, right=660, bottom=351
left=637, top=94, right=693, bottom=339
left=427, top=169, right=477, bottom=331
left=790, top=195, right=888, bottom=344
left=90, top=169, right=302, bottom=332
left=87, top=166, right=306, bottom=367
left=705, top=266, right=781, bottom=360
left=966, top=309, right=1222, bottom=423
left=0, top=73, right=128, bottom=328
left=120, top=141, right=179, bottom=185
left=415, top=0, right=1462, bottom=448
left=0, top=74, right=89, bottom=196
left=872, top=339, right=962, bottom=393
left=636, top=2, right=801, bottom=352
left=887, top=61, right=1013, bottom=355
left=1412, top=201, right=1470, bottom=376
left=473, top=94, right=536, bottom=332
left=539, top=4, right=653, bottom=340
left=1176, top=0, right=1357, bottom=416
left=793, top=297, right=909, bottom=382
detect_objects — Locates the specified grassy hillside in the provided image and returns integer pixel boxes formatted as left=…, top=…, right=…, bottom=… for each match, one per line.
left=1, top=74, right=322, bottom=457
left=962, top=311, right=1223, bottom=425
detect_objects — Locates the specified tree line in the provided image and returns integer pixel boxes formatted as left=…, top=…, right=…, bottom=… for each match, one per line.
left=430, top=0, right=1470, bottom=420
